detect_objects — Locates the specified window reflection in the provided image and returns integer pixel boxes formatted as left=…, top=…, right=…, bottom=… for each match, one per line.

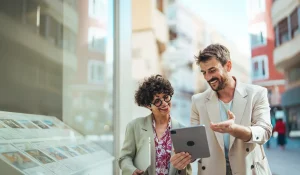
left=0, top=0, right=114, bottom=174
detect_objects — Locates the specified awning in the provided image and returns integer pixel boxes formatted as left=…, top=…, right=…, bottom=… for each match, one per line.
left=281, top=86, right=300, bottom=107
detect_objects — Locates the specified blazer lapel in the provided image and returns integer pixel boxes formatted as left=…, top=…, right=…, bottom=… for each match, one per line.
left=141, top=114, right=156, bottom=175
left=229, top=81, right=248, bottom=151
left=205, top=90, right=224, bottom=154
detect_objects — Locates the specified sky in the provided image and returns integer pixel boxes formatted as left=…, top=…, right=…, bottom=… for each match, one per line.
left=179, top=0, right=250, bottom=55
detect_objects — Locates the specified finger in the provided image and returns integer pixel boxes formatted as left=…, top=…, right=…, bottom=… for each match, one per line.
left=171, top=152, right=184, bottom=165
left=212, top=127, right=226, bottom=133
left=215, top=121, right=231, bottom=127
left=136, top=169, right=144, bottom=174
left=210, top=122, right=220, bottom=129
left=179, top=157, right=192, bottom=170
left=176, top=154, right=192, bottom=170
left=173, top=153, right=190, bottom=167
left=170, top=152, right=182, bottom=162
left=227, top=111, right=234, bottom=119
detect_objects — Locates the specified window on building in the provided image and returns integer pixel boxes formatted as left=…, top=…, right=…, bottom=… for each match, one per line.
left=88, top=0, right=108, bottom=21
left=88, top=60, right=105, bottom=84
left=88, top=27, right=106, bottom=52
left=252, top=55, right=269, bottom=80
left=278, top=18, right=289, bottom=44
left=291, top=8, right=300, bottom=38
left=288, top=66, right=300, bottom=83
left=250, top=22, right=267, bottom=48
left=156, top=0, right=164, bottom=13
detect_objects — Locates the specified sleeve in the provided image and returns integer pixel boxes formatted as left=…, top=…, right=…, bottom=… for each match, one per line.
left=190, top=95, right=200, bottom=126
left=246, top=88, right=273, bottom=145
left=177, top=163, right=192, bottom=175
left=118, top=122, right=137, bottom=175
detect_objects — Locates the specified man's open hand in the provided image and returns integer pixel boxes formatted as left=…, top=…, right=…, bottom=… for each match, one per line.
left=210, top=110, right=236, bottom=134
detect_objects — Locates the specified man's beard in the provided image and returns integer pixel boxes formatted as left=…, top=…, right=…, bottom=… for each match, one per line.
left=208, top=75, right=228, bottom=91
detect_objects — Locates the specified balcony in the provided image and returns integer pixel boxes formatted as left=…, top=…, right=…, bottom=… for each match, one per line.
left=42, top=0, right=78, bottom=33
left=272, top=0, right=300, bottom=26
left=274, top=34, right=300, bottom=70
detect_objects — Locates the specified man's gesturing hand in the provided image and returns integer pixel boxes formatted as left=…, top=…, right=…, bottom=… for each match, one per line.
left=210, top=110, right=236, bottom=134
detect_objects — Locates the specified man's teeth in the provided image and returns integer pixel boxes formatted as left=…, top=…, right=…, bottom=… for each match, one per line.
left=210, top=80, right=217, bottom=84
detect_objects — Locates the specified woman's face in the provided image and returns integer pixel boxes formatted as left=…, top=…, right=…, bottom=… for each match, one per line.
left=149, top=93, right=172, bottom=117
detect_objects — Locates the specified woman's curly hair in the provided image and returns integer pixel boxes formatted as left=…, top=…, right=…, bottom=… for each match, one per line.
left=135, top=74, right=174, bottom=107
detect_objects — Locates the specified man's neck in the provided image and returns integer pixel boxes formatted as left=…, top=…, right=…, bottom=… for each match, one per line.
left=217, top=77, right=236, bottom=103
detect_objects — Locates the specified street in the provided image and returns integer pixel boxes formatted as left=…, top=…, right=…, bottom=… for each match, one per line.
left=265, top=137, right=300, bottom=175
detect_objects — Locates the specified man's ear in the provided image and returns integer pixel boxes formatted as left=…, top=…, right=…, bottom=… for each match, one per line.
left=225, top=60, right=232, bottom=72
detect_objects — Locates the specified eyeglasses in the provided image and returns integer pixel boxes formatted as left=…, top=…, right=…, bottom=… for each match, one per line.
left=150, top=95, right=172, bottom=107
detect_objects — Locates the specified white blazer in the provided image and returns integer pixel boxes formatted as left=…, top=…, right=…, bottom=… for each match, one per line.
left=191, top=80, right=273, bottom=175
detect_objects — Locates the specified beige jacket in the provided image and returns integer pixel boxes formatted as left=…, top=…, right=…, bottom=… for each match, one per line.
left=119, top=114, right=192, bottom=175
left=191, top=80, right=272, bottom=175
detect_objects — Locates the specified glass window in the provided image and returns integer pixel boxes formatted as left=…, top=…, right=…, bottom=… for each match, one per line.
left=88, top=0, right=108, bottom=21
left=250, top=22, right=267, bottom=48
left=252, top=55, right=269, bottom=80
left=288, top=66, right=300, bottom=83
left=88, top=27, right=107, bottom=52
left=291, top=8, right=300, bottom=38
left=157, top=0, right=164, bottom=13
left=278, top=18, right=289, bottom=44
left=0, top=0, right=114, bottom=174
left=88, top=60, right=105, bottom=84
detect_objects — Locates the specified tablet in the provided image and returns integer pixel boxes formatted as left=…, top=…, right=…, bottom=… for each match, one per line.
left=170, top=125, right=210, bottom=160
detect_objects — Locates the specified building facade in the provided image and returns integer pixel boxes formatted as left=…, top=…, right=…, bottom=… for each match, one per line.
left=248, top=0, right=285, bottom=120
left=272, top=0, right=300, bottom=137
left=163, top=1, right=251, bottom=126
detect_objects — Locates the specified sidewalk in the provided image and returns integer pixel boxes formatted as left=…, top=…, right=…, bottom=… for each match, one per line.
left=265, top=137, right=300, bottom=175
left=191, top=137, right=300, bottom=175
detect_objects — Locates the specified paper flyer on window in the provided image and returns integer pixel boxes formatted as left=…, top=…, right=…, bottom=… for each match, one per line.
left=15, top=120, right=42, bottom=139
left=0, top=143, right=54, bottom=175
left=30, top=141, right=73, bottom=174
left=12, top=142, right=55, bottom=175
left=0, top=120, right=22, bottom=139
left=46, top=140, right=86, bottom=172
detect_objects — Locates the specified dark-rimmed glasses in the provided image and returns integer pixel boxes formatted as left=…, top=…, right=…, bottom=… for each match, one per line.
left=150, top=95, right=172, bottom=107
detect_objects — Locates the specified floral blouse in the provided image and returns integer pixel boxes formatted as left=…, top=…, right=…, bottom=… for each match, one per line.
left=152, top=118, right=172, bottom=175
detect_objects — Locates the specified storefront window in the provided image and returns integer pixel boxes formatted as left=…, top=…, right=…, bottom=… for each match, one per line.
left=0, top=0, right=114, bottom=174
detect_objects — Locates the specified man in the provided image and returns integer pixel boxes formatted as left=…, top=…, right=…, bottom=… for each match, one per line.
left=170, top=44, right=272, bottom=175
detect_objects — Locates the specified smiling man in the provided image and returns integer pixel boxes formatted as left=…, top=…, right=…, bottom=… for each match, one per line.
left=170, top=44, right=273, bottom=175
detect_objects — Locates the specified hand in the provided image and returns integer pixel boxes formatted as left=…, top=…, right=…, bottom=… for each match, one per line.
left=132, top=169, right=144, bottom=175
left=170, top=151, right=192, bottom=170
left=210, top=110, right=236, bottom=134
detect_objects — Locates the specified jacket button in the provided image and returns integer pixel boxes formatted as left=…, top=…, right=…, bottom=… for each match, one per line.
left=202, top=166, right=206, bottom=170
left=246, top=148, right=249, bottom=152
left=251, top=165, right=254, bottom=169
left=256, top=137, right=259, bottom=140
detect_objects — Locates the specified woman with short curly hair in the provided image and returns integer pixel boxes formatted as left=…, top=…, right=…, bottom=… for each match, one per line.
left=118, top=75, right=192, bottom=175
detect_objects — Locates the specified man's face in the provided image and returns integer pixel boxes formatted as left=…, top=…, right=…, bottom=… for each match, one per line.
left=199, top=57, right=231, bottom=91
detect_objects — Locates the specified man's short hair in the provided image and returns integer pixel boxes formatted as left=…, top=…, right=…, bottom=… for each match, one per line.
left=195, top=44, right=231, bottom=66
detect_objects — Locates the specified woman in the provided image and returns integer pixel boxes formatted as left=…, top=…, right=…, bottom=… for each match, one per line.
left=118, top=75, right=191, bottom=175
left=274, top=118, right=286, bottom=150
